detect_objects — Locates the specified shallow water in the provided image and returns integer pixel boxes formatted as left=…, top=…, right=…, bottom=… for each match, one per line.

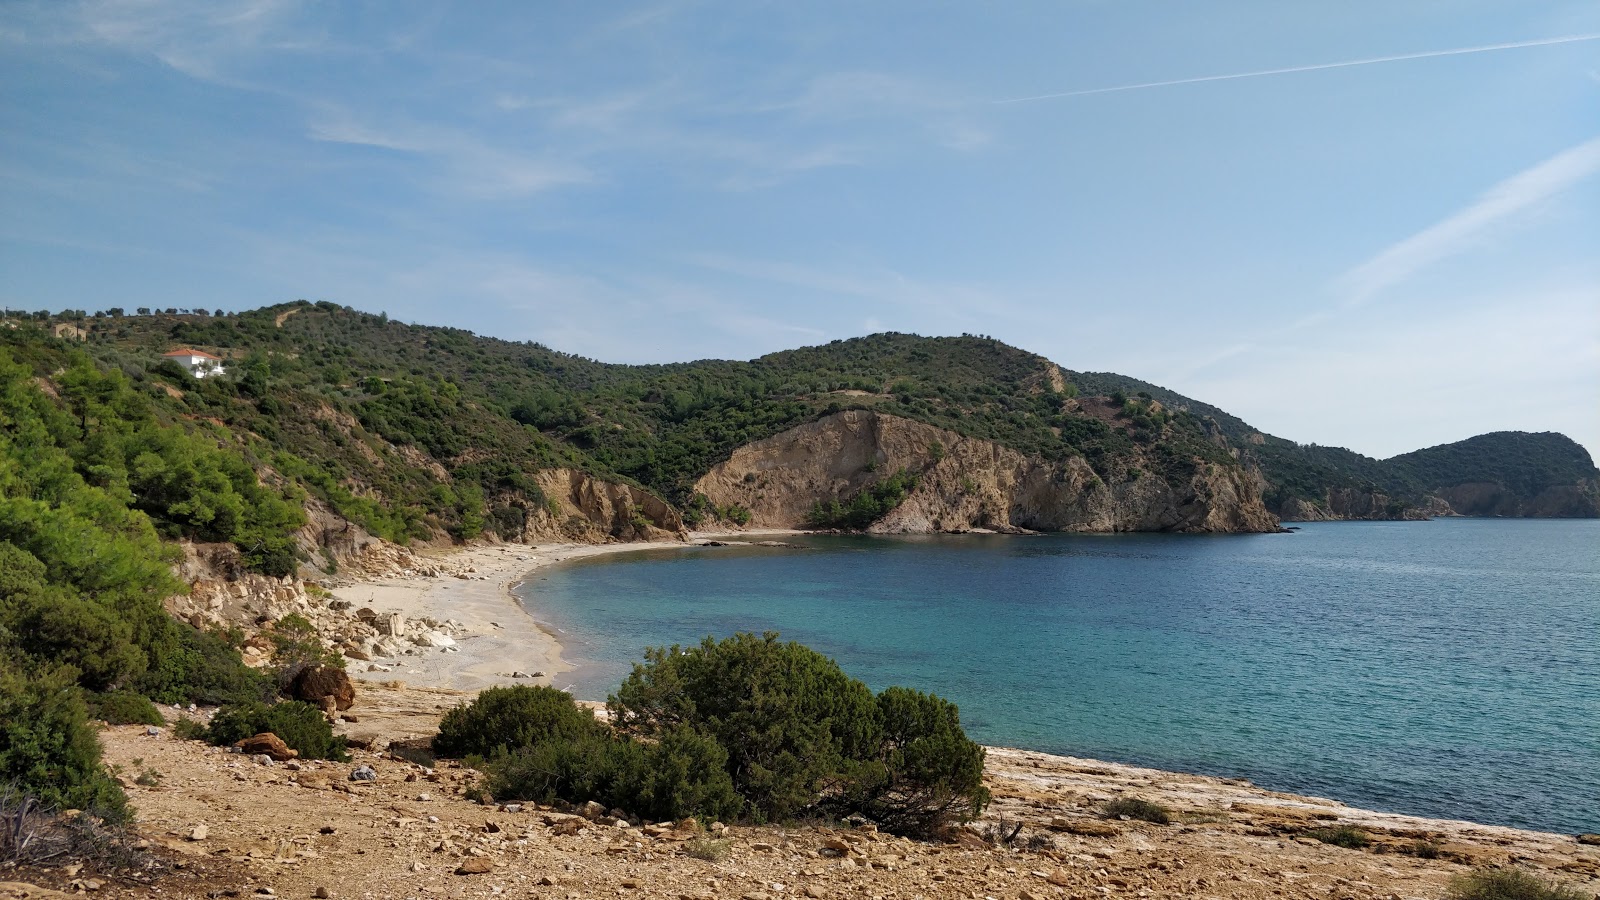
left=517, top=519, right=1600, bottom=834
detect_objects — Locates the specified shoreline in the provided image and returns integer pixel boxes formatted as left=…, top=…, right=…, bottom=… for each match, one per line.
left=330, top=529, right=804, bottom=695
left=327, top=531, right=1596, bottom=845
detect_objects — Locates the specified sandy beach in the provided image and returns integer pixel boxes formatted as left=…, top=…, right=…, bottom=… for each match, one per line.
left=329, top=531, right=801, bottom=696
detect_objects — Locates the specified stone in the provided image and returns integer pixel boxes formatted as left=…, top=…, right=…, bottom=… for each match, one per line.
left=349, top=765, right=377, bottom=781
left=455, top=858, right=493, bottom=875
left=187, top=824, right=209, bottom=841
left=313, top=889, right=330, bottom=899
left=289, top=665, right=357, bottom=711
left=580, top=800, right=607, bottom=821
left=377, top=613, right=406, bottom=637
left=236, top=733, right=298, bottom=761
left=144, top=726, right=161, bottom=737
left=1045, top=870, right=1073, bottom=887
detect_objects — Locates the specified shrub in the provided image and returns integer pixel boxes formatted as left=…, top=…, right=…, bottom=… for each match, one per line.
left=86, top=690, right=164, bottom=726
left=135, top=621, right=271, bottom=707
left=1304, top=825, right=1370, bottom=849
left=204, top=700, right=349, bottom=761
left=610, top=633, right=881, bottom=823
left=434, top=685, right=604, bottom=759
left=619, top=725, right=743, bottom=824
left=487, top=729, right=633, bottom=807
left=1102, top=797, right=1171, bottom=825
left=1446, top=868, right=1585, bottom=900
left=0, top=662, right=128, bottom=823
left=852, top=686, right=988, bottom=836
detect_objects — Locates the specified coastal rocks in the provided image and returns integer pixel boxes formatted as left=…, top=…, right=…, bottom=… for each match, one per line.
left=530, top=469, right=684, bottom=542
left=1278, top=488, right=1434, bottom=522
left=695, top=410, right=1279, bottom=534
left=290, top=665, right=357, bottom=711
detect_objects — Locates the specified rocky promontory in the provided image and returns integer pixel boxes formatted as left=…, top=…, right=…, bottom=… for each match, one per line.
left=695, top=410, right=1280, bottom=534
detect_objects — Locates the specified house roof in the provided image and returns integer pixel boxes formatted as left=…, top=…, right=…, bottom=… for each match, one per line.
left=163, top=348, right=222, bottom=361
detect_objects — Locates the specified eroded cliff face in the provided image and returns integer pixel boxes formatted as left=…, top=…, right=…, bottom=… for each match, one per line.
left=531, top=468, right=685, bottom=542
left=694, top=410, right=1280, bottom=534
left=1435, top=481, right=1600, bottom=518
left=1277, top=489, right=1438, bottom=522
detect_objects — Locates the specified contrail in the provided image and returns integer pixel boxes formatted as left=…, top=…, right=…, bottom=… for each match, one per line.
left=995, top=33, right=1600, bottom=103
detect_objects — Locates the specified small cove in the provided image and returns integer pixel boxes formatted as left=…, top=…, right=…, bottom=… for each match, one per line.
left=516, top=519, right=1600, bottom=834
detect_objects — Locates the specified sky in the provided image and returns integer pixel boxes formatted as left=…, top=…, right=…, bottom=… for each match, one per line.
left=2, top=1, right=1597, bottom=462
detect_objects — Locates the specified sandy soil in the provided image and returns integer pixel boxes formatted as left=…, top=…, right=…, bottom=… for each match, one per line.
left=20, top=705, right=1594, bottom=900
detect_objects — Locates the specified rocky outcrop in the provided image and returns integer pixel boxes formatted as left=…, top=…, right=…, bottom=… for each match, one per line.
left=1278, top=489, right=1448, bottom=522
left=694, top=411, right=1279, bottom=534
left=1435, top=481, right=1600, bottom=518
left=530, top=469, right=684, bottom=542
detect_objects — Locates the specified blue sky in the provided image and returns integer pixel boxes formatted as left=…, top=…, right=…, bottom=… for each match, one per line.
left=3, top=1, right=1597, bottom=461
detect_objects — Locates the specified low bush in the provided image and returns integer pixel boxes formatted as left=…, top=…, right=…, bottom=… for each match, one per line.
left=444, top=634, right=988, bottom=836
left=852, top=686, right=990, bottom=836
left=434, top=685, right=605, bottom=759
left=1446, top=868, right=1585, bottom=900
left=204, top=700, right=349, bottom=761
left=610, top=632, right=987, bottom=835
left=0, top=662, right=128, bottom=823
left=1304, top=825, right=1371, bottom=849
left=135, top=622, right=272, bottom=707
left=86, top=690, right=164, bottom=726
left=1102, top=797, right=1171, bottom=824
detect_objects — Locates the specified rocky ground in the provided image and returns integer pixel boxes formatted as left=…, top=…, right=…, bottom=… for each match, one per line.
left=5, top=683, right=1596, bottom=900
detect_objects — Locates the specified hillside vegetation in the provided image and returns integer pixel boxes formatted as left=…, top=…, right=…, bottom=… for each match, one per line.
left=3, top=301, right=1594, bottom=552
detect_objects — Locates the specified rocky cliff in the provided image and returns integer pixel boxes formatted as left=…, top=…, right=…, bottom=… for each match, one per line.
left=531, top=468, right=685, bottom=542
left=694, top=410, right=1280, bottom=534
left=1276, top=489, right=1443, bottom=522
left=1433, top=481, right=1600, bottom=518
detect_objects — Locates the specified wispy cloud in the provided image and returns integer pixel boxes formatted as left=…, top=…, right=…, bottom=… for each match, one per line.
left=1162, top=136, right=1600, bottom=381
left=996, top=33, right=1600, bottom=103
left=308, top=112, right=592, bottom=195
left=1339, top=136, right=1600, bottom=305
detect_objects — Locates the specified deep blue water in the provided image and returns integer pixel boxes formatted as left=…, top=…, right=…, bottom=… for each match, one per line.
left=515, top=519, right=1600, bottom=834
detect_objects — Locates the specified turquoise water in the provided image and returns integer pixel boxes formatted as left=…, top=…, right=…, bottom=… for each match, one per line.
left=516, top=519, right=1600, bottom=834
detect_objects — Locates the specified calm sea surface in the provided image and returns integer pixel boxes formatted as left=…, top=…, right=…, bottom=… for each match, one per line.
left=515, top=519, right=1599, bottom=834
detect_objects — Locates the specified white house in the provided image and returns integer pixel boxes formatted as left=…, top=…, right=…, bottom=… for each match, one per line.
left=162, top=347, right=224, bottom=378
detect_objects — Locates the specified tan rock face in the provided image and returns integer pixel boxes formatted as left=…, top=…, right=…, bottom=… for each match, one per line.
left=695, top=411, right=1279, bottom=534
left=531, top=469, right=684, bottom=542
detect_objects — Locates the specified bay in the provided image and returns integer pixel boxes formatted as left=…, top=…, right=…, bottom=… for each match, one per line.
left=516, top=518, right=1600, bottom=834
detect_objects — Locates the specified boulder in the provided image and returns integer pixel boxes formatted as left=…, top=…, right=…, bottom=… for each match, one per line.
left=289, top=665, right=356, bottom=711
left=235, top=733, right=298, bottom=761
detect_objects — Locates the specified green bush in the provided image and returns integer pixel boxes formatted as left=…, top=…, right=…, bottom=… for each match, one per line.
left=434, top=685, right=604, bottom=759
left=487, top=729, right=634, bottom=808
left=86, top=690, right=164, bottom=726
left=610, top=633, right=881, bottom=823
left=1102, top=796, right=1171, bottom=824
left=1447, top=868, right=1585, bottom=900
left=0, top=661, right=128, bottom=823
left=619, top=725, right=743, bottom=824
left=1304, top=825, right=1370, bottom=849
left=135, top=621, right=271, bottom=707
left=852, top=686, right=989, bottom=836
left=204, top=700, right=349, bottom=761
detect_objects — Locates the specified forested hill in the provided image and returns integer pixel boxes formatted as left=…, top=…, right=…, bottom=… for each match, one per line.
left=3, top=302, right=1595, bottom=543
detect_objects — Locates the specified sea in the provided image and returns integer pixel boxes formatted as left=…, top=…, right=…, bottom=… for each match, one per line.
left=514, top=518, right=1600, bottom=835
